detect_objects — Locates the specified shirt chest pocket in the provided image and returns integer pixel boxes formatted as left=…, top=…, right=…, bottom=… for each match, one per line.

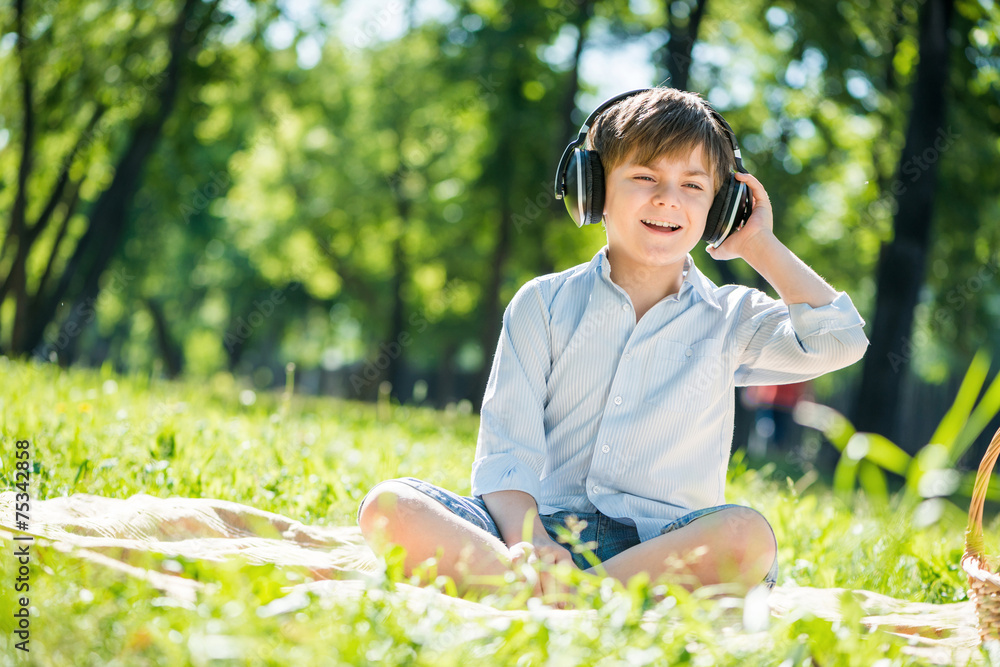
left=643, top=338, right=725, bottom=411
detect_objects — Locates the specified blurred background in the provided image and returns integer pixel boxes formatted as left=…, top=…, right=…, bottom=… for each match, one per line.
left=1, top=0, right=999, bottom=465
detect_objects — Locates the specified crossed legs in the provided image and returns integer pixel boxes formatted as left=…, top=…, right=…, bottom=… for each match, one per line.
left=587, top=506, right=777, bottom=592
left=357, top=481, right=516, bottom=596
left=357, top=481, right=776, bottom=599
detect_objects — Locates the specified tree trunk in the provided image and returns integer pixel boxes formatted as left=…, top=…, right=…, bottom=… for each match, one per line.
left=146, top=297, right=184, bottom=378
left=372, top=0, right=416, bottom=405
left=14, top=0, right=213, bottom=359
left=662, top=0, right=708, bottom=92
left=435, top=341, right=459, bottom=408
left=475, top=137, right=517, bottom=411
left=383, top=232, right=408, bottom=402
left=5, top=0, right=35, bottom=354
left=0, top=108, right=103, bottom=326
left=852, top=0, right=954, bottom=444
left=50, top=281, right=97, bottom=367
left=225, top=317, right=246, bottom=371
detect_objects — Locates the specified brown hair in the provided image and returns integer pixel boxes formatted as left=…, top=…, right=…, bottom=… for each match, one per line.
left=587, top=88, right=734, bottom=193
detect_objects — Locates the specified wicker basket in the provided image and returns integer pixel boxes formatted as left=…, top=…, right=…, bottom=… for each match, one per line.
left=962, top=425, right=1000, bottom=642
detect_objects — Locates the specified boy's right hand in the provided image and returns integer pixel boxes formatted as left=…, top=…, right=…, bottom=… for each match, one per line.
left=509, top=536, right=576, bottom=602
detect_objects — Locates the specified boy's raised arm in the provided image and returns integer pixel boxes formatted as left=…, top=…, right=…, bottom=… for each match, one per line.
left=707, top=171, right=839, bottom=308
left=708, top=171, right=868, bottom=385
left=740, top=233, right=838, bottom=308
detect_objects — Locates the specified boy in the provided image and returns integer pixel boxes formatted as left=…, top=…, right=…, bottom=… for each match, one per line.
left=357, top=87, right=868, bottom=599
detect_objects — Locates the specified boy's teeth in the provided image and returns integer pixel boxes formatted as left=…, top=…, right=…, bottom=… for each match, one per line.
left=643, top=219, right=680, bottom=229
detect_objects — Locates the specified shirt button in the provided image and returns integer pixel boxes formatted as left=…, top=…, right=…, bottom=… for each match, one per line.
left=622, top=303, right=630, bottom=311
left=601, top=444, right=610, bottom=453
left=685, top=348, right=693, bottom=357
left=593, top=486, right=600, bottom=493
left=623, top=353, right=632, bottom=361
left=613, top=396, right=622, bottom=405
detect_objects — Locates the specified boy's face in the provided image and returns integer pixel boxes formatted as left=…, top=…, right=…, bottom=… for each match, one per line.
left=602, top=144, right=715, bottom=279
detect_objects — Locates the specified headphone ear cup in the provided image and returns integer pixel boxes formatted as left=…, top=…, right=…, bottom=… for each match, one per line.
left=562, top=149, right=585, bottom=227
left=584, top=152, right=605, bottom=226
left=562, top=149, right=605, bottom=227
left=734, top=181, right=753, bottom=231
left=704, top=173, right=736, bottom=244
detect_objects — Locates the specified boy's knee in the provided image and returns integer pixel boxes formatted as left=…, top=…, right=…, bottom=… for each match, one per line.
left=357, top=481, right=427, bottom=537
left=719, top=506, right=776, bottom=568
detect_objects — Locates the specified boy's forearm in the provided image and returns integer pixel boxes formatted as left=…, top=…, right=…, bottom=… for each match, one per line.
left=740, top=231, right=839, bottom=308
left=481, top=490, right=549, bottom=546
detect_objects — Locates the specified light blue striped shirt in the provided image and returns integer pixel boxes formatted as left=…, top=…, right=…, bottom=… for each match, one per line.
left=471, top=246, right=868, bottom=542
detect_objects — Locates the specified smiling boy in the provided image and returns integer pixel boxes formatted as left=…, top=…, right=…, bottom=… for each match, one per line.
left=358, top=87, right=868, bottom=599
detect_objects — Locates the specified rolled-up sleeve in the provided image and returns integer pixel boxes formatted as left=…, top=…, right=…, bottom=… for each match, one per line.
left=471, top=281, right=552, bottom=501
left=735, top=291, right=869, bottom=386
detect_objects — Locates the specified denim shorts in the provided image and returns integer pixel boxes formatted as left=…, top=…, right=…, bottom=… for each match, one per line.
left=358, top=477, right=778, bottom=588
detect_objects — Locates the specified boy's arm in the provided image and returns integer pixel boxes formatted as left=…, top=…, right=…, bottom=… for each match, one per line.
left=739, top=234, right=838, bottom=308
left=472, top=283, right=576, bottom=572
left=482, top=490, right=576, bottom=578
left=481, top=490, right=569, bottom=559
left=471, top=282, right=551, bottom=503
left=481, top=490, right=547, bottom=545
left=708, top=171, right=868, bottom=384
left=707, top=171, right=838, bottom=308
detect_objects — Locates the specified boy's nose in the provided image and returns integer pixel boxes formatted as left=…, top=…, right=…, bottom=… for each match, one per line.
left=652, top=183, right=681, bottom=208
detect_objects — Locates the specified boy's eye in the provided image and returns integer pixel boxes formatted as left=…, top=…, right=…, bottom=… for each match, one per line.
left=634, top=175, right=655, bottom=182
left=684, top=183, right=705, bottom=190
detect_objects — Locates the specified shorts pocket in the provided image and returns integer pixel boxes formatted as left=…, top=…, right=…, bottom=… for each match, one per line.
left=643, top=338, right=724, bottom=411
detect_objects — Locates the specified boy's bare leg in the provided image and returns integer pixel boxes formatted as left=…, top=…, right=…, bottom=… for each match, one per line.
left=585, top=507, right=776, bottom=594
left=357, top=481, right=523, bottom=596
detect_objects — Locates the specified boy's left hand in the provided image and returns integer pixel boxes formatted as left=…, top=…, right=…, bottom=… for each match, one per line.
left=705, top=171, right=775, bottom=262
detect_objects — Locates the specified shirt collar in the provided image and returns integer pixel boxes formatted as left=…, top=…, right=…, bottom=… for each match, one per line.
left=592, top=246, right=722, bottom=310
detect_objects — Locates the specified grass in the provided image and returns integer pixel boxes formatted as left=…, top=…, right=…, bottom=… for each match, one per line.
left=0, top=356, right=993, bottom=665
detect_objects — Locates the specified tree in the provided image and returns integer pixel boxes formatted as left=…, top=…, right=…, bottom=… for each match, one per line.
left=0, top=0, right=230, bottom=362
left=853, top=0, right=955, bottom=441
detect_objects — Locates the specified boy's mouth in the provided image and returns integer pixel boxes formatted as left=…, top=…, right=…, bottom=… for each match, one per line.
left=641, top=219, right=682, bottom=233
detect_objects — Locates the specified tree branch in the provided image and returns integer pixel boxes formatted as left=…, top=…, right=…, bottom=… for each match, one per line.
left=26, top=104, right=106, bottom=244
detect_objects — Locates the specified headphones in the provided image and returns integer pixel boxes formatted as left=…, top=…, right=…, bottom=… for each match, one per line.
left=553, top=88, right=753, bottom=249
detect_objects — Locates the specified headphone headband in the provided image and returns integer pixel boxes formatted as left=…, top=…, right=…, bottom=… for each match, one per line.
left=554, top=88, right=745, bottom=200
left=554, top=89, right=649, bottom=199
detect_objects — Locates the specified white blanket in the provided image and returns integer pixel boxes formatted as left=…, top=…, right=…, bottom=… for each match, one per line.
left=0, top=491, right=980, bottom=664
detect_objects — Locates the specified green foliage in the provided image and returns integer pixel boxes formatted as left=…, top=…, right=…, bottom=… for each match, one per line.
left=0, top=358, right=987, bottom=665
left=795, top=350, right=1000, bottom=512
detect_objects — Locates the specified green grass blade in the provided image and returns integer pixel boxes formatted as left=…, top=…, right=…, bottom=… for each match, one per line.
left=793, top=401, right=856, bottom=451
left=833, top=454, right=860, bottom=499
left=949, top=368, right=1000, bottom=466
left=929, top=349, right=990, bottom=452
left=858, top=460, right=889, bottom=505
left=853, top=432, right=911, bottom=475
